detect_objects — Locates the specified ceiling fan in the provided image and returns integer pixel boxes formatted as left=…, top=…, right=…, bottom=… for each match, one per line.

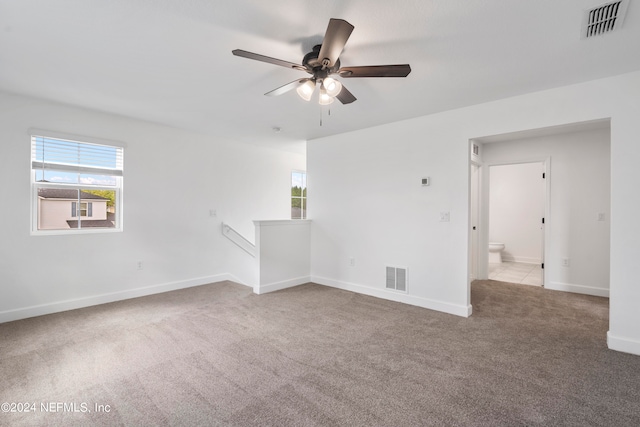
left=232, top=18, right=411, bottom=105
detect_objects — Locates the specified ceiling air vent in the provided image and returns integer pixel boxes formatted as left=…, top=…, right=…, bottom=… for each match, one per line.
left=582, top=0, right=629, bottom=38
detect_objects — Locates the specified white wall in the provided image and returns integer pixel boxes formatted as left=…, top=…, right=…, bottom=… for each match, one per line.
left=308, top=70, right=640, bottom=355
left=308, top=117, right=473, bottom=317
left=483, top=128, right=610, bottom=296
left=254, top=220, right=311, bottom=294
left=489, top=162, right=545, bottom=264
left=0, top=92, right=305, bottom=322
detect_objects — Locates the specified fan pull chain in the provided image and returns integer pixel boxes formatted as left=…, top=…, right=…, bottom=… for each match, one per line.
left=319, top=105, right=332, bottom=126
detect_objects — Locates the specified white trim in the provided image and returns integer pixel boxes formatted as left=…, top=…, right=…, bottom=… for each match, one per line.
left=0, top=274, right=248, bottom=324
left=253, top=219, right=312, bottom=227
left=32, top=227, right=123, bottom=236
left=607, top=332, right=640, bottom=356
left=312, top=276, right=472, bottom=317
left=546, top=281, right=609, bottom=297
left=254, top=276, right=311, bottom=295
left=501, top=255, right=542, bottom=264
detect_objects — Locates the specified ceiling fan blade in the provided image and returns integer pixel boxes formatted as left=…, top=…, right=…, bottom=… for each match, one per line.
left=232, top=49, right=306, bottom=71
left=338, top=64, right=412, bottom=78
left=317, top=19, right=354, bottom=69
left=336, top=84, right=356, bottom=104
left=264, top=79, right=308, bottom=97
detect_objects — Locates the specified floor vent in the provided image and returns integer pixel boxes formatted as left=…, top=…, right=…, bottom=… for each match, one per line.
left=583, top=0, right=628, bottom=38
left=386, top=266, right=407, bottom=292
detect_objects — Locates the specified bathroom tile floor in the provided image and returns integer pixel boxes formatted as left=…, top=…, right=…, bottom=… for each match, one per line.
left=489, top=261, right=543, bottom=286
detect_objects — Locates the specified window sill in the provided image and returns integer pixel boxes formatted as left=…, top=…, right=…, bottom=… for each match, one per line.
left=31, top=228, right=123, bottom=236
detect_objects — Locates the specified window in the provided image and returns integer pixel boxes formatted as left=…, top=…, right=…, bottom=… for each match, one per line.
left=30, top=131, right=124, bottom=234
left=291, top=171, right=307, bottom=219
left=77, top=202, right=89, bottom=217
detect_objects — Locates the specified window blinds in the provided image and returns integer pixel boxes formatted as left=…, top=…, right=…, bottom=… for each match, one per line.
left=31, top=135, right=123, bottom=177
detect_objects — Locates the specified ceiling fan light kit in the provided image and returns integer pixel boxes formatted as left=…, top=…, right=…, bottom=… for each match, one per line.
left=232, top=18, right=411, bottom=107
left=322, top=77, right=342, bottom=98
left=296, top=79, right=316, bottom=101
left=319, top=87, right=335, bottom=105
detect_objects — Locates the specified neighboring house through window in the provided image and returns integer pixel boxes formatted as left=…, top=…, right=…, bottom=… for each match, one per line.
left=37, top=188, right=112, bottom=229
left=291, top=171, right=307, bottom=219
left=31, top=131, right=124, bottom=233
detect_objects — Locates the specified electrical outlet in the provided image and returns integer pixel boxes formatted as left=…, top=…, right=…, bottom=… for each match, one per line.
left=562, top=258, right=570, bottom=267
left=349, top=257, right=355, bottom=267
left=440, top=212, right=450, bottom=222
left=597, top=212, right=605, bottom=221
left=209, top=209, right=217, bottom=218
left=137, top=261, right=143, bottom=270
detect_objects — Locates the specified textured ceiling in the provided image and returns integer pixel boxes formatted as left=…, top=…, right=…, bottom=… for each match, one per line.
left=1, top=0, right=639, bottom=150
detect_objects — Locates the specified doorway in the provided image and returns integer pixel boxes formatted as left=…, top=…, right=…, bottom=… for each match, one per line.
left=487, top=162, right=546, bottom=286
left=468, top=120, right=612, bottom=321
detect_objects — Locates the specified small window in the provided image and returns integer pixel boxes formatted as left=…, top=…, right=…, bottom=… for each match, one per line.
left=291, top=171, right=307, bottom=219
left=31, top=132, right=124, bottom=234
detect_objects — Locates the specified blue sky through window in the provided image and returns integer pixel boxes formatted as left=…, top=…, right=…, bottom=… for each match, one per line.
left=292, top=171, right=306, bottom=188
left=35, top=170, right=117, bottom=186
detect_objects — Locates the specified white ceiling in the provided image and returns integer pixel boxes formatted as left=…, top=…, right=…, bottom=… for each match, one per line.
left=1, top=0, right=639, bottom=150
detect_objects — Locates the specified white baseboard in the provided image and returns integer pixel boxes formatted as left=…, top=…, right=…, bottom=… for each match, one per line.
left=311, top=276, right=472, bottom=317
left=546, top=281, right=609, bottom=297
left=254, top=276, right=310, bottom=295
left=607, top=332, right=640, bottom=356
left=0, top=273, right=248, bottom=324
left=502, top=255, right=541, bottom=264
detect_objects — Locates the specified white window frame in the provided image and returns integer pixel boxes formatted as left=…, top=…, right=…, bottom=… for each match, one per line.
left=291, top=170, right=307, bottom=220
left=30, top=129, right=125, bottom=235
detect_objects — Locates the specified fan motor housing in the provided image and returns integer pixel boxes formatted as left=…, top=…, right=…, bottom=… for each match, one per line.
left=303, top=44, right=341, bottom=74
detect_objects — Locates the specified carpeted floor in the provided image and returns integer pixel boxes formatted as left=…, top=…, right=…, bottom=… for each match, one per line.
left=1, top=280, right=639, bottom=426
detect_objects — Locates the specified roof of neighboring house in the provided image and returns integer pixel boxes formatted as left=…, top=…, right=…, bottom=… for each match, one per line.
left=66, top=219, right=115, bottom=228
left=67, top=213, right=116, bottom=229
left=37, top=188, right=109, bottom=200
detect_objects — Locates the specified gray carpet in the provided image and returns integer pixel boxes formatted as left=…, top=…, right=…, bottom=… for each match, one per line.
left=1, top=280, right=639, bottom=426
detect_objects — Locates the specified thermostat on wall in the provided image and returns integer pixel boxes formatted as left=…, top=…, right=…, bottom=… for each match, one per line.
left=421, top=177, right=430, bottom=186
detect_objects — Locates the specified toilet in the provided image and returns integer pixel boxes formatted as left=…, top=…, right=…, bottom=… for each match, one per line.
left=488, top=242, right=505, bottom=264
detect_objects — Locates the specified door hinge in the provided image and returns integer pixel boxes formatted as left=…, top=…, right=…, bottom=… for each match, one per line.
left=541, top=263, right=544, bottom=269
left=542, top=217, right=545, bottom=224
left=542, top=172, right=546, bottom=179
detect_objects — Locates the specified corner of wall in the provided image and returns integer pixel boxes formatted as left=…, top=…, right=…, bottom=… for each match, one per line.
left=607, top=331, right=640, bottom=356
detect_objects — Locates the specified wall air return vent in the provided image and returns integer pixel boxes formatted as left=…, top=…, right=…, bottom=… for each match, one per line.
left=386, top=266, right=407, bottom=292
left=582, top=0, right=628, bottom=38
